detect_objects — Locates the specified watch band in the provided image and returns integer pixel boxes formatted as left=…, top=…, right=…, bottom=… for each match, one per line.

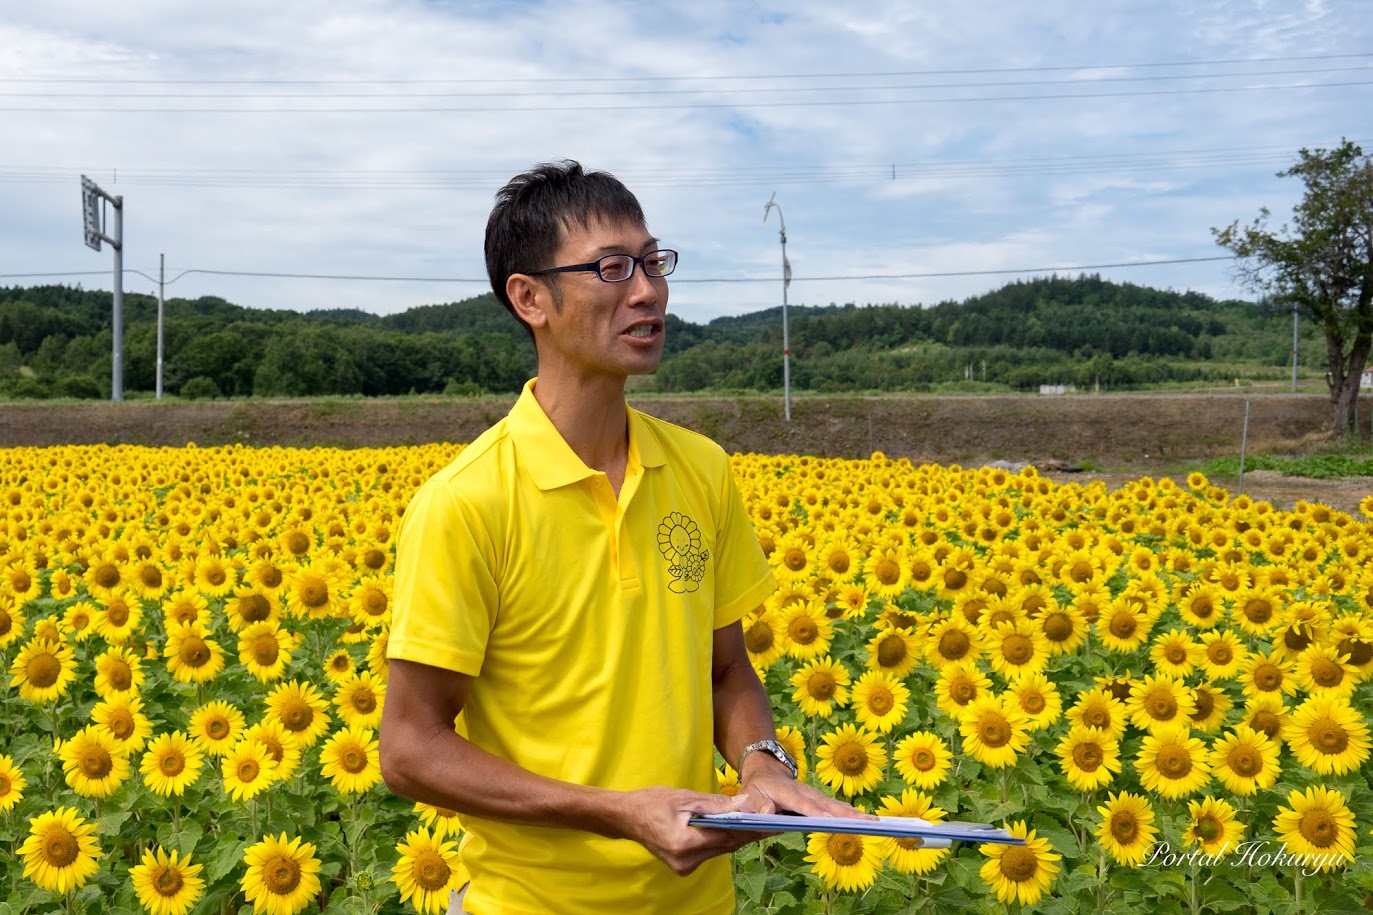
left=738, top=739, right=798, bottom=780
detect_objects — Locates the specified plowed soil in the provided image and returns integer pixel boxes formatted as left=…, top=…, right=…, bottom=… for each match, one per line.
left=3, top=392, right=1370, bottom=513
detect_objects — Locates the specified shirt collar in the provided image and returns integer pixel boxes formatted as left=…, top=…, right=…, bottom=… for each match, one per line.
left=508, top=378, right=665, bottom=491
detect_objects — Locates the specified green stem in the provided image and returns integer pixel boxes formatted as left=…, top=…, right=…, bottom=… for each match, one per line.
left=999, top=766, right=1010, bottom=805
left=250, top=797, right=258, bottom=838
left=1294, top=868, right=1303, bottom=913
left=1190, top=857, right=1200, bottom=915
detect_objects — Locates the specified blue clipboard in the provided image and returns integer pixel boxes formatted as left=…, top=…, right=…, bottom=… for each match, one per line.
left=688, top=812, right=1026, bottom=846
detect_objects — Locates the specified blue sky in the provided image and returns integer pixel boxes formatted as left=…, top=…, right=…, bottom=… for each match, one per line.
left=1, top=1, right=1370, bottom=324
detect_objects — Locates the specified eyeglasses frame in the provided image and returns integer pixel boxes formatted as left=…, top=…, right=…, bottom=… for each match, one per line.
left=527, top=249, right=678, bottom=284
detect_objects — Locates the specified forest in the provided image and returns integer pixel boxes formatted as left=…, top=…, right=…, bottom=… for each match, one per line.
left=0, top=274, right=1318, bottom=399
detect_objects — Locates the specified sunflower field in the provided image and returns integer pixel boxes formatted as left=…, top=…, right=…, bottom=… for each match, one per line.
left=1, top=443, right=1372, bottom=914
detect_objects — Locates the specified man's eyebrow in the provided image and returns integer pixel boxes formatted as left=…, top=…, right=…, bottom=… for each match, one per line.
left=591, top=237, right=660, bottom=255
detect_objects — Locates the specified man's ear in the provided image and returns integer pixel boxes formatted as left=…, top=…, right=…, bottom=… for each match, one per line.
left=507, top=274, right=550, bottom=330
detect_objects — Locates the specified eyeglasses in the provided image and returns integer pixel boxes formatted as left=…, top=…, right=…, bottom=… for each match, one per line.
left=529, top=249, right=677, bottom=283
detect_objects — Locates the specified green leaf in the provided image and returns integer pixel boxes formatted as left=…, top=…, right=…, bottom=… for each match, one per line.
left=205, top=836, right=247, bottom=883
left=946, top=854, right=984, bottom=894
left=737, top=864, right=767, bottom=902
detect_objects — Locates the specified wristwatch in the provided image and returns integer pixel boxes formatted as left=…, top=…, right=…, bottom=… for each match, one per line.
left=738, top=739, right=798, bottom=780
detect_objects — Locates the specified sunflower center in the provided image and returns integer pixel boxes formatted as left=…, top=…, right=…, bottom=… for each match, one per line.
left=280, top=700, right=314, bottom=733
left=341, top=748, right=368, bottom=774
left=238, top=759, right=261, bottom=782
left=912, top=748, right=935, bottom=771
left=827, top=553, right=850, bottom=575
left=108, top=710, right=135, bottom=739
left=1208, top=643, right=1233, bottom=664
left=1072, top=741, right=1103, bottom=770
left=1250, top=711, right=1281, bottom=739
left=1191, top=692, right=1214, bottom=722
left=782, top=549, right=807, bottom=572
left=363, top=549, right=387, bottom=571
left=298, top=578, right=329, bottom=608
left=259, top=566, right=284, bottom=588
left=1069, top=562, right=1094, bottom=583
left=938, top=630, right=970, bottom=660
left=139, top=566, right=163, bottom=589
left=152, top=864, right=184, bottom=895
left=250, top=635, right=280, bottom=666
left=1022, top=693, right=1046, bottom=714
left=992, top=632, right=1029, bottom=670
left=286, top=532, right=312, bottom=555
left=414, top=849, right=451, bottom=890
left=836, top=744, right=869, bottom=775
left=360, top=590, right=388, bottom=616
left=350, top=689, right=377, bottom=714
left=1165, top=646, right=1188, bottom=664
left=1337, top=637, right=1372, bottom=667
left=1043, top=613, right=1073, bottom=642
left=160, top=750, right=186, bottom=776
left=1145, top=692, right=1178, bottom=720
left=949, top=680, right=977, bottom=704
left=1242, top=599, right=1273, bottom=624
left=1253, top=664, right=1282, bottom=691
left=744, top=621, right=775, bottom=654
left=94, top=564, right=121, bottom=588
left=206, top=718, right=230, bottom=740
left=27, top=654, right=61, bottom=688
left=205, top=567, right=227, bottom=586
left=978, top=715, right=1011, bottom=748
left=12, top=571, right=32, bottom=591
left=42, top=828, right=80, bottom=867
left=874, top=560, right=901, bottom=586
left=999, top=846, right=1038, bottom=882
left=1109, top=614, right=1137, bottom=638
left=789, top=617, right=819, bottom=645
left=240, top=595, right=272, bottom=623
left=876, top=636, right=908, bottom=667
left=1083, top=706, right=1110, bottom=729
left=867, top=689, right=894, bottom=715
left=1111, top=812, right=1138, bottom=842
left=78, top=745, right=113, bottom=779
left=1156, top=746, right=1192, bottom=778
left=1196, top=816, right=1222, bottom=842
left=264, top=854, right=302, bottom=895
left=1299, top=810, right=1337, bottom=848
left=179, top=636, right=210, bottom=667
left=1309, top=721, right=1349, bottom=754
left=1284, top=628, right=1312, bottom=652
left=1309, top=658, right=1344, bottom=688
left=943, top=569, right=968, bottom=590
left=826, top=834, right=864, bottom=867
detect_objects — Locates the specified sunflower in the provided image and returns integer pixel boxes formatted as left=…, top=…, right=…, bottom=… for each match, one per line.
left=322, top=648, right=356, bottom=683
left=140, top=731, right=205, bottom=797
left=1095, top=791, right=1158, bottom=866
left=319, top=726, right=382, bottom=795
left=979, top=821, right=1060, bottom=905
left=1183, top=796, right=1244, bottom=858
left=1096, top=601, right=1151, bottom=654
left=332, top=670, right=387, bottom=729
left=805, top=829, right=885, bottom=892
left=241, top=719, right=304, bottom=782
left=1293, top=643, right=1359, bottom=698
left=815, top=723, right=887, bottom=796
left=84, top=554, right=126, bottom=598
left=1272, top=786, right=1357, bottom=873
left=737, top=610, right=783, bottom=670
left=1188, top=682, right=1232, bottom=733
left=850, top=670, right=910, bottom=733
left=1035, top=603, right=1088, bottom=655
left=130, top=846, right=205, bottom=915
left=0, top=600, right=26, bottom=649
left=934, top=661, right=992, bottom=718
left=413, top=801, right=465, bottom=840
left=1283, top=694, right=1371, bottom=776
left=3, top=557, right=40, bottom=602
left=774, top=725, right=810, bottom=781
left=1006, top=671, right=1062, bottom=731
left=59, top=725, right=132, bottom=799
left=62, top=600, right=98, bottom=642
left=918, top=617, right=977, bottom=670
left=284, top=558, right=348, bottom=620
left=222, top=739, right=277, bottom=802
left=1239, top=692, right=1289, bottom=742
left=772, top=532, right=815, bottom=583
left=18, top=806, right=102, bottom=894
left=91, top=693, right=153, bottom=754
left=391, top=827, right=467, bottom=914
left=162, top=590, right=210, bottom=630
left=264, top=679, right=333, bottom=747
left=780, top=599, right=834, bottom=660
left=1055, top=726, right=1122, bottom=791
left=959, top=695, right=1031, bottom=769
left=348, top=575, right=392, bottom=629
left=0, top=753, right=28, bottom=813
left=1149, top=629, right=1202, bottom=678
left=91, top=592, right=143, bottom=645
left=935, top=547, right=978, bottom=600
left=127, top=557, right=173, bottom=601
left=9, top=637, right=77, bottom=704
left=865, top=626, right=920, bottom=677
left=164, top=622, right=226, bottom=684
left=1126, top=674, right=1197, bottom=733
left=237, top=621, right=294, bottom=683
left=1231, top=586, right=1283, bottom=636
left=715, top=764, right=741, bottom=796
left=189, top=700, right=246, bottom=758
left=1135, top=726, right=1211, bottom=799
left=225, top=586, right=281, bottom=633
left=875, top=790, right=951, bottom=875
left=366, top=628, right=391, bottom=681
left=241, top=833, right=322, bottom=915
left=192, top=553, right=237, bottom=598
left=1065, top=686, right=1127, bottom=739
left=1197, top=629, right=1248, bottom=680
left=92, top=644, right=145, bottom=700
left=816, top=538, right=860, bottom=584
left=789, top=656, right=852, bottom=719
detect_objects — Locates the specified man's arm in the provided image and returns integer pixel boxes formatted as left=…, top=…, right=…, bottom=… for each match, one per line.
left=711, top=620, right=872, bottom=818
left=379, top=657, right=761, bottom=876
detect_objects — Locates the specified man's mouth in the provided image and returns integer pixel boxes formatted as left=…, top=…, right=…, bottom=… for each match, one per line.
left=625, top=324, right=659, bottom=339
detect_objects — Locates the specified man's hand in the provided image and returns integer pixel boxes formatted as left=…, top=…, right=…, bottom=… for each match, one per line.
left=739, top=755, right=877, bottom=820
left=618, top=787, right=772, bottom=876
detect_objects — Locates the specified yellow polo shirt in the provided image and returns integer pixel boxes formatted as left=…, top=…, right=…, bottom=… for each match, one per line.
left=389, top=379, right=776, bottom=915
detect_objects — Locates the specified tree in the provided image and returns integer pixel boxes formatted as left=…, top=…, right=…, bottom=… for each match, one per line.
left=1213, top=140, right=1373, bottom=435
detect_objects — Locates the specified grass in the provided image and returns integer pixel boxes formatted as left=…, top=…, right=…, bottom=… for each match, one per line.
left=1199, top=451, right=1373, bottom=479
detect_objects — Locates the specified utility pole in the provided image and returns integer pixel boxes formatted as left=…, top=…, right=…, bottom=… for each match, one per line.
left=81, top=176, right=125, bottom=401
left=157, top=254, right=165, bottom=400
left=1291, top=301, right=1299, bottom=392
left=762, top=193, right=792, bottom=422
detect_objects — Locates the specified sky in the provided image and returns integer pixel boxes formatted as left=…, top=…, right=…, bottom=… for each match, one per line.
left=1, top=0, right=1370, bottom=325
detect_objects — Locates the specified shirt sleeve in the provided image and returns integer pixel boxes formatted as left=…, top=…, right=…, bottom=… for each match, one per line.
left=388, top=475, right=499, bottom=676
left=711, top=455, right=776, bottom=629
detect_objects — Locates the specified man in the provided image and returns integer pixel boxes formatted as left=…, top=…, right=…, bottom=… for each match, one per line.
left=380, top=161, right=861, bottom=914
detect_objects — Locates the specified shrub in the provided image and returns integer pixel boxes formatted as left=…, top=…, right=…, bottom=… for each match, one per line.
left=180, top=376, right=222, bottom=400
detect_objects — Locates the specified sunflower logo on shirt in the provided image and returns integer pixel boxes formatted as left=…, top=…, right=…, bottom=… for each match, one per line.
left=657, top=511, right=710, bottom=593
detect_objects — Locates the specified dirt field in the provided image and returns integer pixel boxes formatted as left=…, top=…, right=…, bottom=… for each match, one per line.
left=2, top=392, right=1370, bottom=513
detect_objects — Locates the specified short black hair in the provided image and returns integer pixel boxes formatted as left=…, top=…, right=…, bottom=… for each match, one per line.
left=484, top=160, right=647, bottom=339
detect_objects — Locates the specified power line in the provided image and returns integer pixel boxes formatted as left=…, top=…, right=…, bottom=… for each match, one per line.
left=1, top=256, right=1236, bottom=287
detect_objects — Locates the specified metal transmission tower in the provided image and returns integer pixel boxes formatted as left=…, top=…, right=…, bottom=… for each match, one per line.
left=81, top=176, right=125, bottom=401
left=762, top=193, right=793, bottom=422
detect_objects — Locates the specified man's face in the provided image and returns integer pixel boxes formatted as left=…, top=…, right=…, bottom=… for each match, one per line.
left=533, top=215, right=668, bottom=380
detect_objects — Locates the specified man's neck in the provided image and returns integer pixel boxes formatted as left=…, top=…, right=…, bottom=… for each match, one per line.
left=530, top=372, right=630, bottom=483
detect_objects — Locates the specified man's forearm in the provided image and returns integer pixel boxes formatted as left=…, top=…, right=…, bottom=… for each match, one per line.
left=711, top=653, right=785, bottom=777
